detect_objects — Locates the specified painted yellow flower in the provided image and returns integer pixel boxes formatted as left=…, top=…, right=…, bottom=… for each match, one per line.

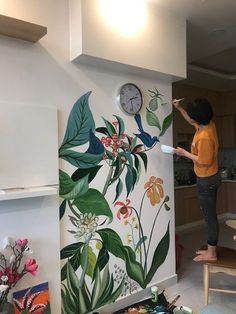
left=144, top=176, right=164, bottom=206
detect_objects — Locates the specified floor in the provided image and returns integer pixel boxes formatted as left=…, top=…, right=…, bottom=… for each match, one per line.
left=166, top=221, right=236, bottom=314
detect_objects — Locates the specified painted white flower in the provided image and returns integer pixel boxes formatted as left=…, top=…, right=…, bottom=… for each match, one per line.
left=0, top=276, right=8, bottom=283
left=1, top=237, right=11, bottom=249
left=0, top=285, right=8, bottom=292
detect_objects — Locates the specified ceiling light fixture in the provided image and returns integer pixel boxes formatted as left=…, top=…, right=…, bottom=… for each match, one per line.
left=99, top=0, right=147, bottom=36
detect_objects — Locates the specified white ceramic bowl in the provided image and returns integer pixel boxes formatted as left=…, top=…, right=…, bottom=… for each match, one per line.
left=173, top=306, right=193, bottom=314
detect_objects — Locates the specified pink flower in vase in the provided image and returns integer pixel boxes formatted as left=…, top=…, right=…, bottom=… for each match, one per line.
left=16, top=239, right=28, bottom=248
left=24, top=259, right=38, bottom=276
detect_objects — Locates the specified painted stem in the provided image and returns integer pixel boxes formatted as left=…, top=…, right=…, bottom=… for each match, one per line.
left=145, top=200, right=166, bottom=267
left=102, top=164, right=114, bottom=195
left=132, top=207, right=148, bottom=275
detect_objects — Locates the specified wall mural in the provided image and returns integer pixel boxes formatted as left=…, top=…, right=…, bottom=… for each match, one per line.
left=59, top=89, right=172, bottom=314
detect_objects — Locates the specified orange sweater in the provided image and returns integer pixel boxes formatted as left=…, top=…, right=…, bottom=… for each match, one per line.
left=191, top=121, right=219, bottom=177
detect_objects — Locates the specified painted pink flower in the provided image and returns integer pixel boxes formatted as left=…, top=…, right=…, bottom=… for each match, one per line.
left=16, top=239, right=28, bottom=248
left=24, top=258, right=38, bottom=276
left=114, top=199, right=133, bottom=220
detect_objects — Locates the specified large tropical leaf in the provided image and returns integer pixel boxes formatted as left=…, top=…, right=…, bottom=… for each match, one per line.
left=61, top=248, right=83, bottom=281
left=99, top=277, right=125, bottom=306
left=159, top=113, right=173, bottom=137
left=59, top=170, right=89, bottom=200
left=97, top=229, right=145, bottom=288
left=73, top=189, right=113, bottom=222
left=59, top=149, right=104, bottom=168
left=60, top=92, right=95, bottom=150
left=145, top=222, right=170, bottom=285
left=86, top=130, right=105, bottom=154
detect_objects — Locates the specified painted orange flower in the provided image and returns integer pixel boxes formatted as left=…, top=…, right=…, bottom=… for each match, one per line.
left=114, top=199, right=133, bottom=220
left=144, top=176, right=164, bottom=206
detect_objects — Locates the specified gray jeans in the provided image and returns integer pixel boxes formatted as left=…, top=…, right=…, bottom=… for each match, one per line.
left=197, top=171, right=221, bottom=246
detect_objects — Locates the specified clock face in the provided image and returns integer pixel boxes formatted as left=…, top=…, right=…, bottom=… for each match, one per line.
left=118, top=83, right=143, bottom=115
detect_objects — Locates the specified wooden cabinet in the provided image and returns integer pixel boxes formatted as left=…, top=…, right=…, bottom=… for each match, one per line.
left=175, top=182, right=228, bottom=226
left=215, top=115, right=236, bottom=148
left=175, top=186, right=201, bottom=226
left=225, top=182, right=236, bottom=213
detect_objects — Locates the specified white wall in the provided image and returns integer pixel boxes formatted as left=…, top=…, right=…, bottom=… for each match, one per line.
left=0, top=0, right=186, bottom=313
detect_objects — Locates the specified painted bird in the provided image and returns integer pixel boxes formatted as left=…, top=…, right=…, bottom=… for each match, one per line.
left=134, top=113, right=159, bottom=148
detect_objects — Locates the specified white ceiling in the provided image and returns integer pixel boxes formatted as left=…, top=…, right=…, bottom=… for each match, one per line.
left=151, top=0, right=236, bottom=91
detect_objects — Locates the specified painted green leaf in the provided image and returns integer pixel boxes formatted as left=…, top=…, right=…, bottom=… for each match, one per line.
left=61, top=249, right=82, bottom=281
left=91, top=267, right=102, bottom=309
left=98, top=274, right=114, bottom=307
left=113, top=178, right=123, bottom=203
left=125, top=165, right=133, bottom=197
left=121, top=246, right=145, bottom=288
left=93, top=246, right=110, bottom=280
left=146, top=108, right=161, bottom=130
left=113, top=115, right=125, bottom=137
left=59, top=149, right=104, bottom=168
left=60, top=242, right=83, bottom=259
left=60, top=172, right=89, bottom=200
left=95, top=127, right=109, bottom=136
left=145, top=222, right=170, bottom=285
left=61, top=284, right=77, bottom=314
left=137, top=152, right=148, bottom=171
left=159, top=113, right=173, bottom=137
left=97, top=229, right=145, bottom=288
left=102, top=117, right=116, bottom=137
left=133, top=154, right=141, bottom=183
left=73, top=189, right=113, bottom=222
left=120, top=151, right=133, bottom=168
left=59, top=169, right=75, bottom=196
left=81, top=245, right=97, bottom=279
left=60, top=91, right=95, bottom=150
left=97, top=228, right=124, bottom=259
left=165, top=203, right=170, bottom=211
left=101, top=277, right=125, bottom=306
left=100, top=265, right=110, bottom=297
left=149, top=98, right=158, bottom=111
left=71, top=165, right=103, bottom=183
left=66, top=262, right=80, bottom=300
left=131, top=167, right=137, bottom=189
left=60, top=199, right=67, bottom=220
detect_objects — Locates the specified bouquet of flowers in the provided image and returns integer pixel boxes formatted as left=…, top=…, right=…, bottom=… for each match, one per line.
left=0, top=237, right=38, bottom=311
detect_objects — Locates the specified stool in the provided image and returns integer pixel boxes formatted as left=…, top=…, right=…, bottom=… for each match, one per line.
left=203, top=246, right=236, bottom=305
left=201, top=303, right=235, bottom=314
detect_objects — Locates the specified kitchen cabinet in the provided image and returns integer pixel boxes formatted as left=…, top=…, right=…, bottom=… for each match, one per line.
left=215, top=115, right=236, bottom=148
left=175, top=182, right=228, bottom=226
left=225, top=182, right=236, bottom=213
left=175, top=186, right=201, bottom=226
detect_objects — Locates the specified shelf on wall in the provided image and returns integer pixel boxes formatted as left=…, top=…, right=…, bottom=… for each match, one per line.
left=0, top=14, right=47, bottom=42
left=0, top=186, right=58, bottom=201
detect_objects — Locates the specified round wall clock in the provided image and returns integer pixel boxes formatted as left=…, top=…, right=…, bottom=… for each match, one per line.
left=117, top=83, right=143, bottom=115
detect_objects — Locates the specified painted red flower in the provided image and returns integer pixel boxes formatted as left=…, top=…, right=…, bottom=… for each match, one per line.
left=114, top=199, right=133, bottom=219
left=16, top=239, right=28, bottom=248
